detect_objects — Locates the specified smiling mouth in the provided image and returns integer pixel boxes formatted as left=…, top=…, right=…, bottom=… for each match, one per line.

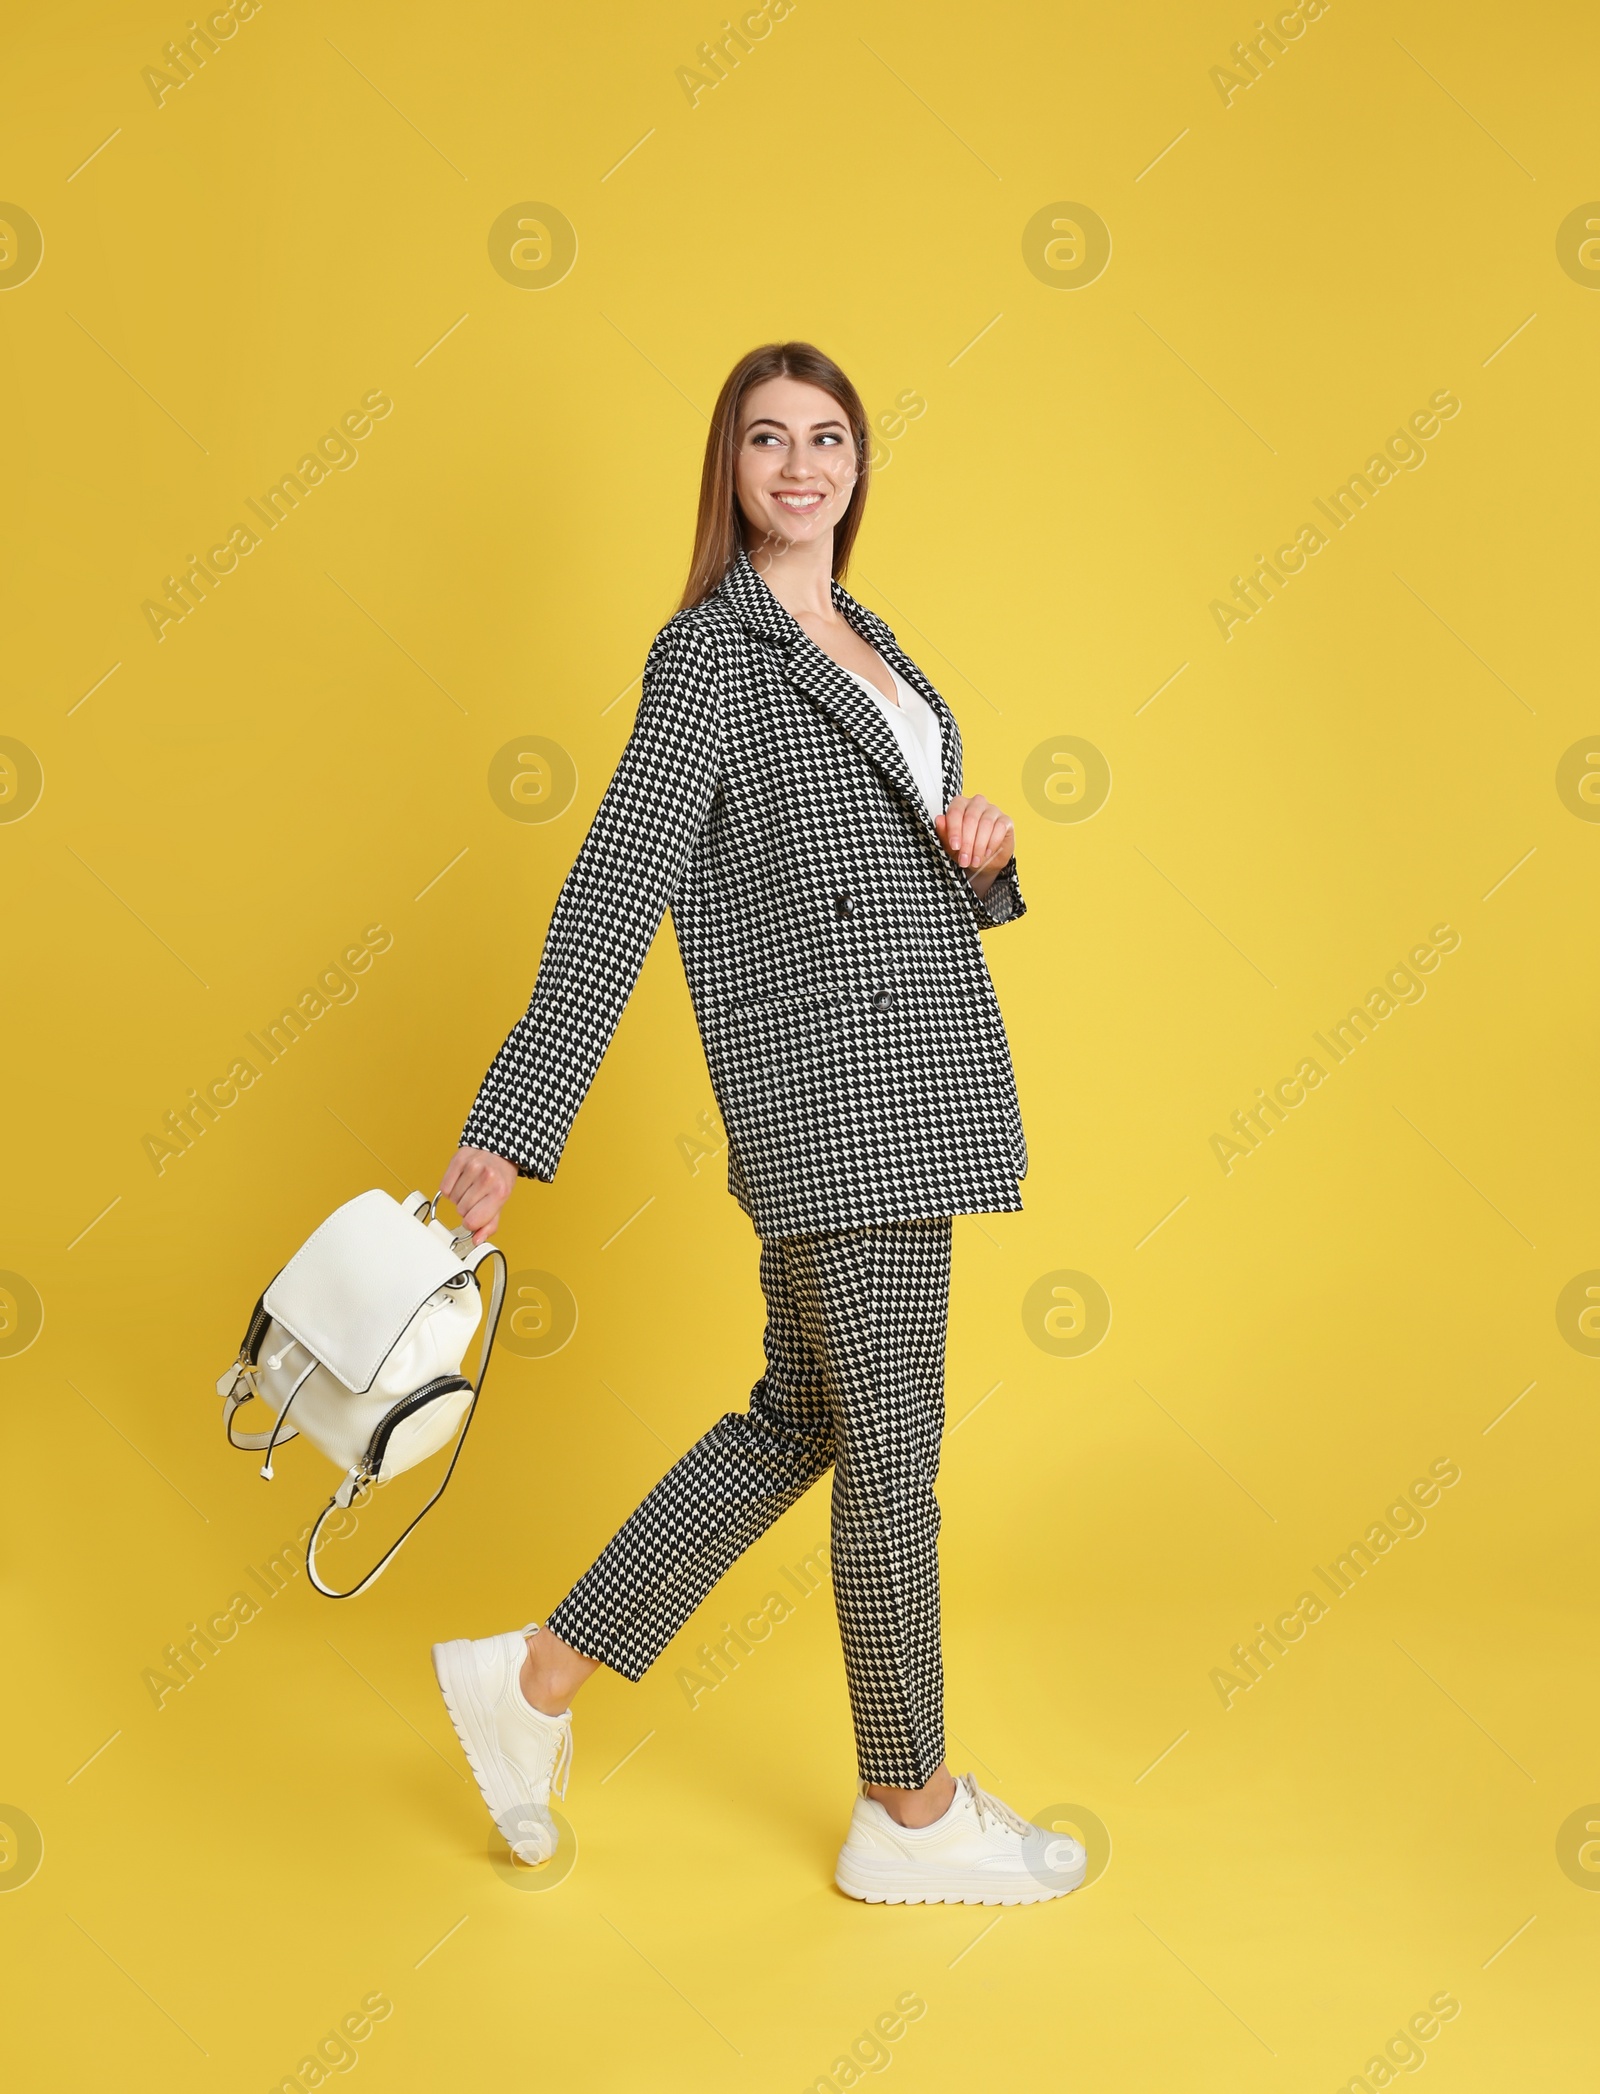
left=772, top=491, right=826, bottom=512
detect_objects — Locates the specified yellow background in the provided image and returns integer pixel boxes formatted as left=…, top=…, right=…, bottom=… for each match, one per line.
left=3, top=0, right=1598, bottom=2085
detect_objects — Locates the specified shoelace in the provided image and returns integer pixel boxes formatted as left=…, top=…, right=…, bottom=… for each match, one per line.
left=959, top=1772, right=1033, bottom=1839
left=548, top=1718, right=572, bottom=1803
left=520, top=1624, right=573, bottom=1802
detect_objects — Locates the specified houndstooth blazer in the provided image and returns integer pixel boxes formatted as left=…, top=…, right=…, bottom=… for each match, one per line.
left=460, top=548, right=1029, bottom=1240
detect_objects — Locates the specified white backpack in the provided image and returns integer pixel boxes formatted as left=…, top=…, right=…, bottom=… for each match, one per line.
left=217, top=1188, right=508, bottom=1597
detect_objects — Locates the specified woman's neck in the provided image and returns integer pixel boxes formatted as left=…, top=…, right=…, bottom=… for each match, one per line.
left=745, top=531, right=839, bottom=625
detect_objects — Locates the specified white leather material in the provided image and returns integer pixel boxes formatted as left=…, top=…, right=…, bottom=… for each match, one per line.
left=217, top=1186, right=510, bottom=1599
left=263, top=1187, right=471, bottom=1394
left=379, top=1383, right=475, bottom=1476
left=223, top=1284, right=481, bottom=1476
left=432, top=1629, right=573, bottom=1864
left=833, top=1775, right=1087, bottom=1905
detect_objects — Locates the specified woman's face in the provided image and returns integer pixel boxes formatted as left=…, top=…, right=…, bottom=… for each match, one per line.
left=733, top=376, right=859, bottom=553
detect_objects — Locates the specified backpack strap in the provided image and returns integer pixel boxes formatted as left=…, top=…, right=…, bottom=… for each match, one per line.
left=305, top=1244, right=508, bottom=1599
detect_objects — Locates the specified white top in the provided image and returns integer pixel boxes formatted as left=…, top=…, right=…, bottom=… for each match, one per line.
left=842, top=655, right=947, bottom=824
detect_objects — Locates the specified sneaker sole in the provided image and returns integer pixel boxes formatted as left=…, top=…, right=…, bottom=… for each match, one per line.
left=834, top=1851, right=1085, bottom=1906
left=431, top=1637, right=556, bottom=1865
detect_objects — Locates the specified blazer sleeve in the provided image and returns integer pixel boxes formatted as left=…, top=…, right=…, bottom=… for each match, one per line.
left=968, top=855, right=1025, bottom=927
left=459, top=620, right=723, bottom=1180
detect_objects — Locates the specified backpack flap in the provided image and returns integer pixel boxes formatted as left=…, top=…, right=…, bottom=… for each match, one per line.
left=264, top=1188, right=470, bottom=1394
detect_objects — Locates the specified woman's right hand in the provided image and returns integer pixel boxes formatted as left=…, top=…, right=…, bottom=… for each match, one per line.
left=438, top=1145, right=519, bottom=1245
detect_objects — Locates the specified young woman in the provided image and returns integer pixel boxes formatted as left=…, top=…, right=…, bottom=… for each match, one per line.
left=430, top=342, right=1084, bottom=1905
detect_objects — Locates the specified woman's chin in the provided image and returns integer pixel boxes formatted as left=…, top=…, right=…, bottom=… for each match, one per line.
left=761, top=506, right=832, bottom=541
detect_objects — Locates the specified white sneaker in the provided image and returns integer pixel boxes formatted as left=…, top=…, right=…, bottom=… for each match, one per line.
left=835, top=1771, right=1086, bottom=1906
left=431, top=1622, right=573, bottom=1865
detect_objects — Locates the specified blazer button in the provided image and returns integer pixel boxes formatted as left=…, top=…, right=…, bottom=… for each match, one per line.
left=872, top=988, right=894, bottom=1013
left=834, top=894, right=856, bottom=920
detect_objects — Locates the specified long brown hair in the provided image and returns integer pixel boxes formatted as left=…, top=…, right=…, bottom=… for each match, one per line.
left=678, top=341, right=870, bottom=612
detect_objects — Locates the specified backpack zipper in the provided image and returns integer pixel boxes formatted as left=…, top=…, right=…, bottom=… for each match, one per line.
left=360, top=1375, right=473, bottom=1480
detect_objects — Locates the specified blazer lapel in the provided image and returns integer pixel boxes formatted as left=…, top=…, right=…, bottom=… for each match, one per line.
left=712, top=551, right=957, bottom=849
left=779, top=643, right=935, bottom=826
left=843, top=610, right=964, bottom=818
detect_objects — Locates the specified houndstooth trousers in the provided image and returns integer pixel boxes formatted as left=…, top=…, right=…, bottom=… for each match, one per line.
left=548, top=1216, right=952, bottom=1788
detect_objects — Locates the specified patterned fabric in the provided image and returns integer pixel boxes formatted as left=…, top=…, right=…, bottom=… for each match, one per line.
left=844, top=659, right=946, bottom=823
left=460, top=548, right=1028, bottom=1240
left=547, top=1216, right=953, bottom=1787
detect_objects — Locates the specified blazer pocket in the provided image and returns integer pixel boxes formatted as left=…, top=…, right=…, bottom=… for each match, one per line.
left=723, top=983, right=843, bottom=1018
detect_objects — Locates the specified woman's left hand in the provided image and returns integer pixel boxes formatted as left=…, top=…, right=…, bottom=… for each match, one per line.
left=935, top=794, right=1015, bottom=897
